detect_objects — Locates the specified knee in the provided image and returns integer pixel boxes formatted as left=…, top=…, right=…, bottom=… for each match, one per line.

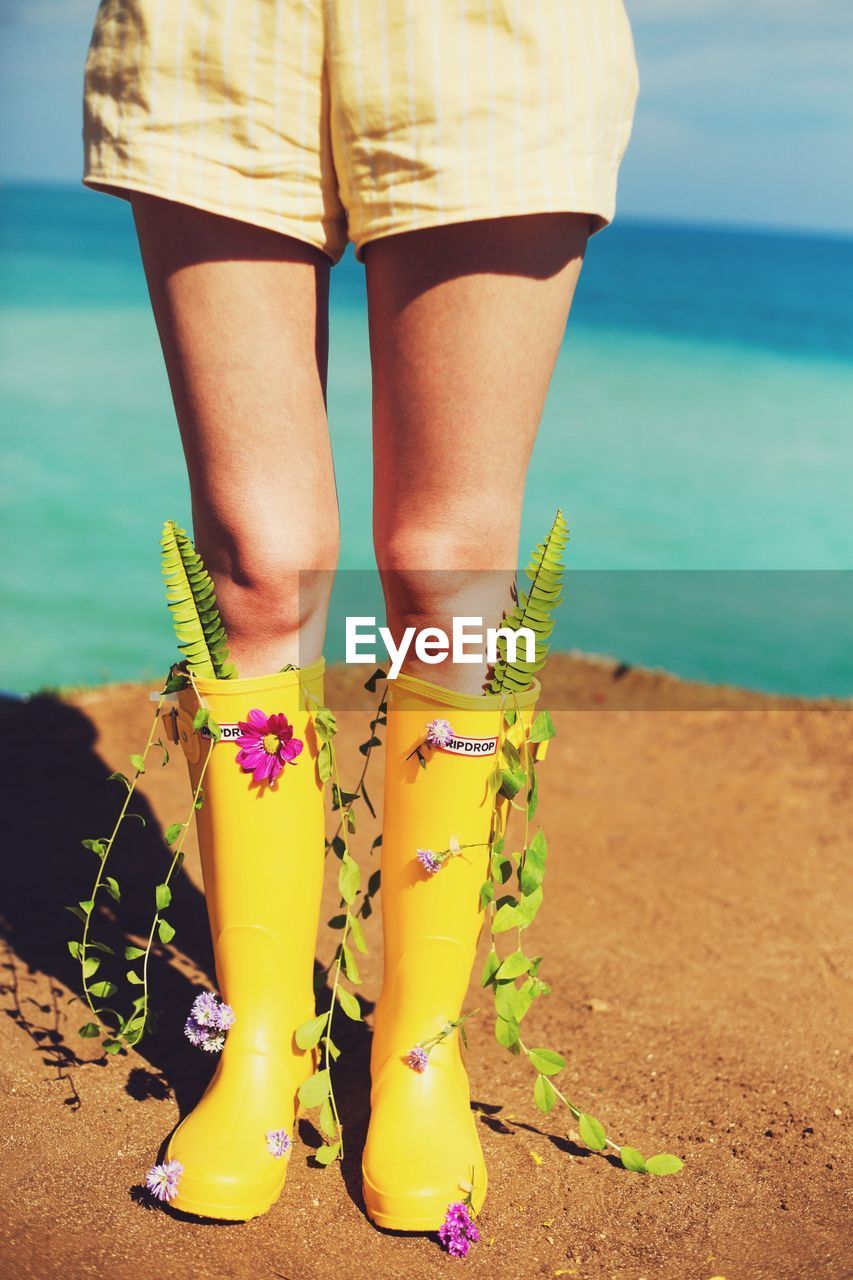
left=375, top=518, right=517, bottom=626
left=195, top=505, right=340, bottom=636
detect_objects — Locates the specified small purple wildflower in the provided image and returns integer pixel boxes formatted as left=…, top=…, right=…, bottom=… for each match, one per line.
left=183, top=1016, right=208, bottom=1048
left=266, top=1129, right=292, bottom=1159
left=190, top=990, right=220, bottom=1026
left=438, top=1201, right=480, bottom=1258
left=185, top=992, right=234, bottom=1051
left=215, top=1002, right=236, bottom=1031
left=145, top=1159, right=183, bottom=1203
left=425, top=718, right=454, bottom=748
left=405, top=1045, right=429, bottom=1073
left=417, top=848, right=442, bottom=875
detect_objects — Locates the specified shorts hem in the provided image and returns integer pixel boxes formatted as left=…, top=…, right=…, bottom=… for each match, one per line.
left=81, top=170, right=346, bottom=264
left=350, top=194, right=618, bottom=261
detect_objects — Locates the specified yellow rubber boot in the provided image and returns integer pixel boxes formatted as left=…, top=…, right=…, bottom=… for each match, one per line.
left=362, top=672, right=539, bottom=1230
left=161, top=662, right=325, bottom=1221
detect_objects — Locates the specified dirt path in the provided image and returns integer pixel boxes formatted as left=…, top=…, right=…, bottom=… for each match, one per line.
left=0, top=657, right=850, bottom=1279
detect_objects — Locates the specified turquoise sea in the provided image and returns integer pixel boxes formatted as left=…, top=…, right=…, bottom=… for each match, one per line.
left=2, top=182, right=852, bottom=696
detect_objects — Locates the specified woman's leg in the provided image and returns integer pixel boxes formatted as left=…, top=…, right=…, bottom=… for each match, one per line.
left=131, top=195, right=339, bottom=676
left=130, top=197, right=336, bottom=1220
left=361, top=214, right=589, bottom=1231
left=367, top=213, right=589, bottom=692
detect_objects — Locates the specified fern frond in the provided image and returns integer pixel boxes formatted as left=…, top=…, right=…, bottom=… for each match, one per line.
left=161, top=521, right=236, bottom=680
left=485, top=509, right=569, bottom=695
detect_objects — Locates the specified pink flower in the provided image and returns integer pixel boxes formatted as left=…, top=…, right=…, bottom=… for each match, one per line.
left=235, top=710, right=303, bottom=784
left=405, top=1046, right=429, bottom=1072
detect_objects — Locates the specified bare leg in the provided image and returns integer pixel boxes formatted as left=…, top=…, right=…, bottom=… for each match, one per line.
left=131, top=196, right=338, bottom=676
left=366, top=214, right=589, bottom=692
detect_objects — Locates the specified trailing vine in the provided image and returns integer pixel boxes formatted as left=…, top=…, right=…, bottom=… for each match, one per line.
left=477, top=510, right=683, bottom=1176
left=293, top=667, right=390, bottom=1164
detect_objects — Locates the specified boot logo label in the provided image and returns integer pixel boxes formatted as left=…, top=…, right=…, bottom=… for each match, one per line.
left=200, top=722, right=243, bottom=742
left=436, top=734, right=498, bottom=757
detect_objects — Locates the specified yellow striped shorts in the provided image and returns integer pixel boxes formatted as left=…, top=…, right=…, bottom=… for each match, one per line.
left=83, top=0, right=639, bottom=262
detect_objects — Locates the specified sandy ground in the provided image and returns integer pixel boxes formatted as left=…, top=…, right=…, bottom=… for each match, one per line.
left=0, top=655, right=850, bottom=1280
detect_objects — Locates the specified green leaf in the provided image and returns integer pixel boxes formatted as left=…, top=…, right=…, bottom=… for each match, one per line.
left=193, top=707, right=209, bottom=733
left=157, top=919, right=176, bottom=944
left=348, top=912, right=368, bottom=955
left=194, top=789, right=205, bottom=811
left=344, top=807, right=356, bottom=834
left=79, top=899, right=94, bottom=915
left=82, top=957, right=100, bottom=979
left=520, top=831, right=547, bottom=897
left=104, top=876, right=121, bottom=903
left=65, top=905, right=87, bottom=923
left=534, top=1073, right=557, bottom=1113
left=499, top=766, right=527, bottom=800
left=161, top=521, right=235, bottom=680
left=528, top=1047, right=565, bottom=1076
left=620, top=1146, right=647, bottom=1173
left=295, top=1014, right=327, bottom=1050
left=89, top=941, right=114, bottom=956
left=479, top=879, right=494, bottom=910
left=338, top=855, right=360, bottom=905
left=298, top=1069, right=331, bottom=1109
left=313, top=706, right=338, bottom=743
left=341, top=943, right=361, bottom=985
left=126, top=970, right=143, bottom=985
left=67, top=940, right=82, bottom=959
left=107, top=772, right=131, bottom=790
left=78, top=1022, right=100, bottom=1039
left=481, top=949, right=501, bottom=987
left=494, top=1017, right=521, bottom=1053
left=324, top=1035, right=341, bottom=1062
left=579, top=1113, right=607, bottom=1151
left=526, top=765, right=539, bottom=819
left=155, top=883, right=172, bottom=911
left=491, top=851, right=513, bottom=884
left=102, top=1039, right=123, bottom=1055
left=124, top=945, right=146, bottom=960
left=130, top=753, right=146, bottom=774
left=645, top=1153, right=684, bottom=1176
left=501, top=738, right=522, bottom=771
left=486, top=510, right=569, bottom=695
left=164, top=822, right=183, bottom=846
left=491, top=898, right=520, bottom=933
left=516, top=885, right=544, bottom=928
left=529, top=709, right=556, bottom=742
left=318, top=1098, right=338, bottom=1139
left=318, top=742, right=333, bottom=784
left=88, top=980, right=118, bottom=999
left=496, top=950, right=530, bottom=980
left=313, top=1141, right=341, bottom=1166
left=81, top=838, right=108, bottom=857
left=336, top=986, right=362, bottom=1021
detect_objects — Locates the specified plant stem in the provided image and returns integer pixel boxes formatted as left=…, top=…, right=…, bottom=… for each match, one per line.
left=80, top=698, right=165, bottom=1029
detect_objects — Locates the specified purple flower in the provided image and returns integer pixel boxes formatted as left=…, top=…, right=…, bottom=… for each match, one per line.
left=438, top=1201, right=481, bottom=1258
left=183, top=1016, right=208, bottom=1048
left=426, top=718, right=454, bottom=748
left=190, top=990, right=220, bottom=1027
left=145, top=1159, right=183, bottom=1203
left=215, top=1002, right=235, bottom=1031
left=235, top=709, right=303, bottom=784
left=266, top=1129, right=292, bottom=1159
left=185, top=992, right=234, bottom=1051
left=405, top=1045, right=429, bottom=1073
left=417, top=848, right=442, bottom=875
